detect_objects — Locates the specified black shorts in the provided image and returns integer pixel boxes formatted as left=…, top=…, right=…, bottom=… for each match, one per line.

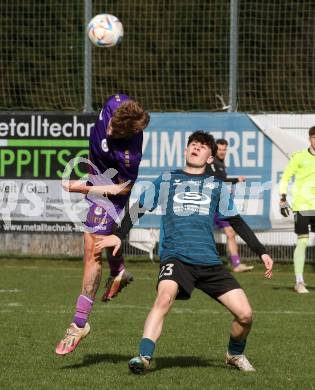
left=157, top=258, right=241, bottom=300
left=294, top=211, right=315, bottom=235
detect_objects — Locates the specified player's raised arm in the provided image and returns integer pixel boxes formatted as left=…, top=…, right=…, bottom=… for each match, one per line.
left=62, top=179, right=133, bottom=196
left=95, top=174, right=165, bottom=252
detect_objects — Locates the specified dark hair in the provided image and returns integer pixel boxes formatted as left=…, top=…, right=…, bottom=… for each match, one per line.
left=111, top=100, right=150, bottom=139
left=187, top=130, right=217, bottom=156
left=309, top=126, right=315, bottom=137
left=216, top=138, right=228, bottom=146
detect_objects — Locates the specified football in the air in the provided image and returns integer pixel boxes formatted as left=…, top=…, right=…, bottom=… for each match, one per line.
left=87, top=14, right=124, bottom=48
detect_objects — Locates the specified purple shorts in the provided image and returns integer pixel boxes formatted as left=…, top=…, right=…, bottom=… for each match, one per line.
left=214, top=212, right=231, bottom=230
left=84, top=200, right=124, bottom=235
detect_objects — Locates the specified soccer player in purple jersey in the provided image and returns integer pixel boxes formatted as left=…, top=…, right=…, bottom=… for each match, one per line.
left=55, top=94, right=150, bottom=355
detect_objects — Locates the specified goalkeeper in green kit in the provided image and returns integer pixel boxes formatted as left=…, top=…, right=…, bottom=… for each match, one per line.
left=279, top=126, right=315, bottom=293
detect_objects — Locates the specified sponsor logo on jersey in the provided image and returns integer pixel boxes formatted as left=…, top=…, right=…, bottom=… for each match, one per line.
left=125, top=150, right=130, bottom=167
left=187, top=180, right=201, bottom=186
left=204, top=182, right=216, bottom=189
left=101, top=139, right=109, bottom=152
left=173, top=179, right=202, bottom=187
left=173, top=192, right=210, bottom=205
left=94, top=206, right=104, bottom=216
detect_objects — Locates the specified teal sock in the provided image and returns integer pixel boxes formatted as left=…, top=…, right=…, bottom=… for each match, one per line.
left=228, top=336, right=246, bottom=355
left=139, top=338, right=155, bottom=360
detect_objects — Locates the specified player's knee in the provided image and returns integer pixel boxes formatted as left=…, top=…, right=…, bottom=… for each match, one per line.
left=84, top=244, right=102, bottom=264
left=237, top=308, right=253, bottom=326
left=154, top=293, right=174, bottom=313
left=226, top=229, right=236, bottom=239
left=296, top=236, right=308, bottom=247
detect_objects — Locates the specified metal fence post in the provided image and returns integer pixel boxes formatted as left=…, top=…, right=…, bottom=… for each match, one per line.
left=229, top=0, right=238, bottom=112
left=84, top=0, right=92, bottom=112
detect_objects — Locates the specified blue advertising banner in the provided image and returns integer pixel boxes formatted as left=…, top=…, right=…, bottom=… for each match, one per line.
left=0, top=112, right=272, bottom=232
left=132, top=112, right=272, bottom=230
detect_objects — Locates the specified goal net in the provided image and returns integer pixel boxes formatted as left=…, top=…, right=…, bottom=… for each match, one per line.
left=0, top=1, right=314, bottom=112
left=0, top=1, right=84, bottom=111
left=237, top=0, right=315, bottom=112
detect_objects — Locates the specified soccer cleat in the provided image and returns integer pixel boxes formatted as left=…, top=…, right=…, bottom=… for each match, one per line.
left=294, top=282, right=309, bottom=294
left=55, top=322, right=90, bottom=355
left=101, top=269, right=134, bottom=302
left=128, top=355, right=151, bottom=374
left=225, top=351, right=256, bottom=372
left=233, top=264, right=254, bottom=273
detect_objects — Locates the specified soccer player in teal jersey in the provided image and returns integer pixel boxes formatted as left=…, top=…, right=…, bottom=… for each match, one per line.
left=96, top=131, right=273, bottom=373
left=279, top=126, right=315, bottom=293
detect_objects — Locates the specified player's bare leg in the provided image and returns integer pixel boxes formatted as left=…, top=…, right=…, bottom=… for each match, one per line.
left=101, top=247, right=134, bottom=302
left=55, top=232, right=103, bottom=355
left=128, top=280, right=178, bottom=374
left=217, top=288, right=255, bottom=371
left=224, top=226, right=254, bottom=273
left=142, top=280, right=178, bottom=341
left=81, top=232, right=103, bottom=298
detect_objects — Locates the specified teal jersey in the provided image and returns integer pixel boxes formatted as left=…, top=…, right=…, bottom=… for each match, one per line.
left=139, top=170, right=238, bottom=266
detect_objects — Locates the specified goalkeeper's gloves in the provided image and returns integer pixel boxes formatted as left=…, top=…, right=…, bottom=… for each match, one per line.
left=280, top=194, right=290, bottom=217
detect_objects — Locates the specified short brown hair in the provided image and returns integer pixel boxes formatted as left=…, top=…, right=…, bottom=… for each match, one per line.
left=216, top=138, right=228, bottom=146
left=111, top=100, right=150, bottom=139
left=309, top=126, right=315, bottom=137
left=187, top=130, right=217, bottom=156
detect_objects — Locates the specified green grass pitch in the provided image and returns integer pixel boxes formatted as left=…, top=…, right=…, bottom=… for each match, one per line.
left=1, top=258, right=315, bottom=390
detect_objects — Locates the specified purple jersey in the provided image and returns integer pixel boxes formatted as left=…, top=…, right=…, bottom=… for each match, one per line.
left=85, top=94, right=143, bottom=234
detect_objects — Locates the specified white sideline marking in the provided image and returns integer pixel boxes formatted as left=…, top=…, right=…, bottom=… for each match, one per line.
left=0, top=289, right=21, bottom=293
left=0, top=307, right=310, bottom=316
left=0, top=302, right=315, bottom=316
left=3, top=265, right=39, bottom=270
left=2, top=265, right=80, bottom=271
left=255, top=310, right=315, bottom=315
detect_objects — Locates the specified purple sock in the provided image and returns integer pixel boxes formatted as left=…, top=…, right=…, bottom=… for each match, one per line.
left=73, top=295, right=94, bottom=328
left=230, top=255, right=241, bottom=268
left=108, top=254, right=125, bottom=277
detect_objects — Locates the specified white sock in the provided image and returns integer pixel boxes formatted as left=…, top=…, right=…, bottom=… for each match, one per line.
left=296, top=275, right=304, bottom=284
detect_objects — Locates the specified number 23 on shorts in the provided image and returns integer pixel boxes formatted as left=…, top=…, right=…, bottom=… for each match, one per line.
left=159, top=263, right=174, bottom=279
